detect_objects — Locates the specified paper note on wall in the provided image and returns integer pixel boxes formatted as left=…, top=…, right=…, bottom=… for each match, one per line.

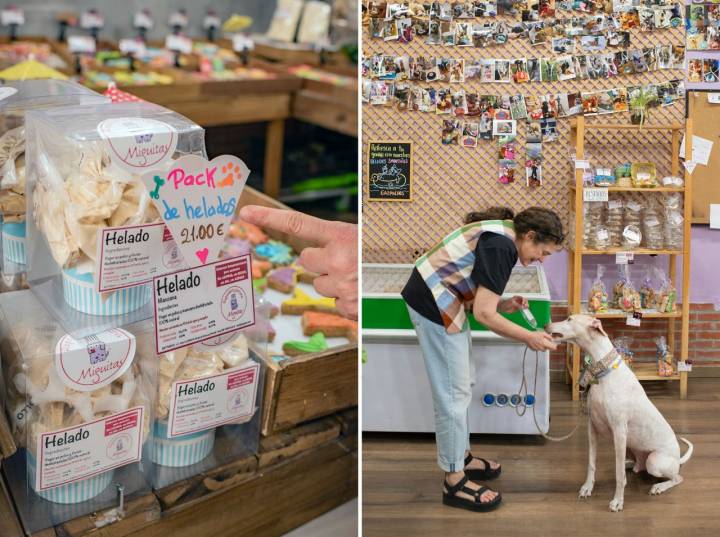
left=710, top=205, right=720, bottom=230
left=679, top=135, right=714, bottom=166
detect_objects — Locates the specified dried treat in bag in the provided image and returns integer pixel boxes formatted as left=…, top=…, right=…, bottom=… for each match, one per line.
left=615, top=265, right=640, bottom=312
left=643, top=199, right=664, bottom=250
left=621, top=224, right=642, bottom=250
left=587, top=264, right=609, bottom=313
left=613, top=336, right=634, bottom=368
left=640, top=266, right=656, bottom=309
left=655, top=267, right=677, bottom=313
left=655, top=336, right=674, bottom=377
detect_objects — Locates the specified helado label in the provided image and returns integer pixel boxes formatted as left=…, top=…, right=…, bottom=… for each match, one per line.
left=36, top=407, right=143, bottom=491
left=153, top=255, right=256, bottom=353
left=55, top=328, right=136, bottom=392
left=97, top=117, right=178, bottom=174
left=167, top=361, right=260, bottom=437
left=96, top=223, right=187, bottom=292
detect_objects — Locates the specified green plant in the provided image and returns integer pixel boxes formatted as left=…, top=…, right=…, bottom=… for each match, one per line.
left=629, top=87, right=657, bottom=126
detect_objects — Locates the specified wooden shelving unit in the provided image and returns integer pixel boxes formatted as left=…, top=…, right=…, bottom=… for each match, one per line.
left=567, top=116, right=692, bottom=400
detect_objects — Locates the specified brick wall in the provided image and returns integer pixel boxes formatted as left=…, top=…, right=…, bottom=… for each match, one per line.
left=548, top=303, right=720, bottom=371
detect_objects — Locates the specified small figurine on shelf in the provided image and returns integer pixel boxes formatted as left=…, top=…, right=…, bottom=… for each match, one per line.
left=631, top=162, right=658, bottom=188
left=655, top=336, right=675, bottom=377
left=613, top=336, right=635, bottom=369
left=588, top=265, right=609, bottom=313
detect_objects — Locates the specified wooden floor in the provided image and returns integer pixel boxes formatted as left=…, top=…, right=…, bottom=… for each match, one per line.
left=363, top=378, right=720, bottom=537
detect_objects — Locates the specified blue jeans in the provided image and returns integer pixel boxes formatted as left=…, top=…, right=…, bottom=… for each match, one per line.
left=407, top=304, right=475, bottom=472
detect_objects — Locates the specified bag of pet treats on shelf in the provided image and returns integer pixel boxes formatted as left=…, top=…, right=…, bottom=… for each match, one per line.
left=613, top=336, right=635, bottom=369
left=24, top=101, right=205, bottom=335
left=654, top=335, right=674, bottom=377
left=0, top=289, right=157, bottom=532
left=0, top=80, right=106, bottom=282
left=639, top=265, right=657, bottom=310
left=587, top=264, right=609, bottom=313
left=613, top=264, right=640, bottom=312
left=654, top=267, right=677, bottom=313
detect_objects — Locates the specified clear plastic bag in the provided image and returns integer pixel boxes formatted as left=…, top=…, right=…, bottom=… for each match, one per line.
left=643, top=200, right=664, bottom=250
left=664, top=193, right=684, bottom=251
left=583, top=201, right=604, bottom=248
left=587, top=264, right=609, bottom=313
left=655, top=267, right=677, bottom=313
left=654, top=335, right=674, bottom=377
left=640, top=266, right=657, bottom=310
left=606, top=197, right=623, bottom=247
left=621, top=224, right=642, bottom=250
left=613, top=336, right=634, bottom=368
left=614, top=264, right=640, bottom=312
left=624, top=199, right=642, bottom=228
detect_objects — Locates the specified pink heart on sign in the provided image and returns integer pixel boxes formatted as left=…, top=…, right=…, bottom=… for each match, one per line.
left=196, top=248, right=209, bottom=264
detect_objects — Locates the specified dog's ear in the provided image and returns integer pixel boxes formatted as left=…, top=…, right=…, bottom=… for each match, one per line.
left=590, top=318, right=608, bottom=337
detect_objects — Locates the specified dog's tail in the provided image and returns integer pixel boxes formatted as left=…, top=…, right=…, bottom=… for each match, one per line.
left=679, top=437, right=694, bottom=465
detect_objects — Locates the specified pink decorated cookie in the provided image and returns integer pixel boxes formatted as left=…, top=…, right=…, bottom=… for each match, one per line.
left=267, top=266, right=298, bottom=293
left=221, top=238, right=252, bottom=258
left=229, top=219, right=268, bottom=245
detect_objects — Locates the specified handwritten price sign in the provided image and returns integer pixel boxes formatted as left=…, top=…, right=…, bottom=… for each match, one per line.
left=141, top=155, right=250, bottom=267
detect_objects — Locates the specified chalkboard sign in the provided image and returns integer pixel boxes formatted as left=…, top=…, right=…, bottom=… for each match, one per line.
left=368, top=141, right=412, bottom=201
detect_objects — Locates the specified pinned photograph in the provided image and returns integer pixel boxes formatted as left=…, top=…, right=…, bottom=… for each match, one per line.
left=607, top=30, right=630, bottom=48
left=707, top=26, right=720, bottom=50
left=453, top=1, right=476, bottom=18
left=498, top=159, right=517, bottom=184
left=644, top=47, right=658, bottom=71
left=409, top=86, right=422, bottom=111
left=435, top=88, right=453, bottom=114
left=442, top=119, right=461, bottom=145
left=441, top=22, right=456, bottom=45
left=526, top=158, right=542, bottom=187
left=558, top=91, right=583, bottom=117
left=581, top=91, right=599, bottom=115
left=526, top=120, right=542, bottom=143
left=426, top=20, right=442, bottom=45
left=439, top=1, right=454, bottom=21
left=639, top=7, right=655, bottom=31
left=449, top=59, right=466, bottom=83
left=494, top=60, right=512, bottom=82
left=604, top=53, right=619, bottom=77
left=412, top=19, right=429, bottom=37
left=552, top=37, right=575, bottom=54
left=466, top=93, right=482, bottom=116
left=656, top=82, right=676, bottom=107
left=397, top=18, right=414, bottom=43
left=540, top=94, right=559, bottom=119
left=417, top=88, right=436, bottom=113
left=386, top=3, right=409, bottom=19
left=393, top=56, right=412, bottom=82
left=509, top=94, right=528, bottom=120
left=657, top=45, right=673, bottom=69
left=498, top=135, right=518, bottom=163
left=619, top=10, right=640, bottom=31
left=370, top=81, right=390, bottom=106
left=436, top=57, right=454, bottom=82
left=455, top=22, right=473, bottom=46
left=464, top=58, right=484, bottom=80
left=630, top=48, right=648, bottom=73
left=369, top=18, right=384, bottom=38
left=493, top=119, right=517, bottom=136
left=479, top=112, right=494, bottom=140
left=615, top=50, right=635, bottom=75
left=394, top=83, right=411, bottom=111
left=384, top=20, right=400, bottom=41
left=473, top=24, right=495, bottom=47
left=703, top=59, right=720, bottom=83
left=540, top=118, right=558, bottom=142
left=688, top=58, right=703, bottom=83
left=597, top=90, right=616, bottom=114
left=511, top=59, right=530, bottom=83
left=452, top=90, right=469, bottom=116
left=367, top=1, right=387, bottom=18
left=481, top=59, right=496, bottom=82
left=527, top=58, right=542, bottom=82
left=479, top=94, right=498, bottom=116
left=362, top=79, right=372, bottom=103
left=614, top=87, right=629, bottom=112
left=654, top=6, right=674, bottom=29
left=538, top=0, right=556, bottom=17
left=573, top=55, right=589, bottom=79
left=581, top=34, right=607, bottom=52
left=540, top=58, right=558, bottom=82
left=462, top=122, right=479, bottom=148
left=527, top=22, right=548, bottom=45
left=475, top=1, right=498, bottom=17
left=525, top=95, right=543, bottom=121
left=556, top=55, right=576, bottom=80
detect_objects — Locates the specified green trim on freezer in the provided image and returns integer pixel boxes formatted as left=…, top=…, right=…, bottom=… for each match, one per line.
left=361, top=297, right=551, bottom=331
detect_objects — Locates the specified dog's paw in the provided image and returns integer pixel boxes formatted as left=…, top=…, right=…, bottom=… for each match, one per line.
left=578, top=483, right=594, bottom=499
left=649, top=484, right=665, bottom=495
left=609, top=498, right=624, bottom=512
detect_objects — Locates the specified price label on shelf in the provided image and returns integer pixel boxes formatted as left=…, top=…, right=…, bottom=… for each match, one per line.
left=80, top=11, right=104, bottom=29
left=168, top=11, right=189, bottom=28
left=677, top=361, right=692, bottom=372
left=68, top=35, right=96, bottom=54
left=119, top=38, right=147, bottom=57
left=615, top=252, right=634, bottom=265
left=623, top=227, right=641, bottom=244
left=626, top=312, right=642, bottom=327
left=1, top=8, right=24, bottom=26
left=165, top=34, right=193, bottom=54
left=232, top=34, right=255, bottom=52
left=134, top=11, right=153, bottom=29
left=574, top=159, right=591, bottom=170
left=583, top=187, right=609, bottom=202
left=204, top=15, right=221, bottom=29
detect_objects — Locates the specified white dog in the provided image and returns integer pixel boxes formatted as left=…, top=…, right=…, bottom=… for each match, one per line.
left=545, top=315, right=693, bottom=512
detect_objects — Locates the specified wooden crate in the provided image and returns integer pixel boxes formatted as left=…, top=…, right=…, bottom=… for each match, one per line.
left=293, top=89, right=358, bottom=137
left=237, top=188, right=359, bottom=436
left=252, top=40, right=349, bottom=67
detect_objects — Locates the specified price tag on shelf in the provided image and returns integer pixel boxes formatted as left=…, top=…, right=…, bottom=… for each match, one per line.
left=165, top=34, right=193, bottom=54
left=1, top=8, right=24, bottom=26
left=134, top=11, right=153, bottom=29
left=708, top=93, right=720, bottom=104
left=626, top=312, right=642, bottom=327
left=583, top=187, right=608, bottom=202
left=168, top=11, right=189, bottom=28
left=80, top=11, right=104, bottom=29
left=204, top=14, right=221, bottom=29
left=615, top=252, right=634, bottom=265
left=574, top=159, right=591, bottom=169
left=232, top=34, right=255, bottom=52
left=119, top=38, right=147, bottom=57
left=68, top=35, right=96, bottom=54
left=677, top=361, right=692, bottom=372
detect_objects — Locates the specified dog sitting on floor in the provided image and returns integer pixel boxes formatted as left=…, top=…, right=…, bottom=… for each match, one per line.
left=545, top=314, right=693, bottom=512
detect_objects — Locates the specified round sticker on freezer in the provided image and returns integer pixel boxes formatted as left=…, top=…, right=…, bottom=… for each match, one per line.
left=97, top=117, right=178, bottom=173
left=55, top=328, right=136, bottom=392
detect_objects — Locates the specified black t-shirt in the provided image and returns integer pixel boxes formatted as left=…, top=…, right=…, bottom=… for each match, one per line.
left=401, top=232, right=518, bottom=325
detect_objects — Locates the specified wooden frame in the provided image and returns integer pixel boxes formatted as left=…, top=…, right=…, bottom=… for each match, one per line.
left=367, top=140, right=413, bottom=202
left=566, top=116, right=692, bottom=400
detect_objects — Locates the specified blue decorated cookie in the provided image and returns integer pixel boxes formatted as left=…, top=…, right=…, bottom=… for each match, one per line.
left=254, top=240, right=294, bottom=265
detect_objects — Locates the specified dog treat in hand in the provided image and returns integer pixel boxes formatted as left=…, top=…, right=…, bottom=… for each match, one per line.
left=301, top=310, right=358, bottom=341
left=281, top=287, right=337, bottom=315
left=282, top=332, right=328, bottom=356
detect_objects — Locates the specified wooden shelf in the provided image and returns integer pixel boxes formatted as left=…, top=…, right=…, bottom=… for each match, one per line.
left=569, top=248, right=683, bottom=255
left=570, top=185, right=685, bottom=193
left=578, top=306, right=682, bottom=319
left=631, top=362, right=681, bottom=381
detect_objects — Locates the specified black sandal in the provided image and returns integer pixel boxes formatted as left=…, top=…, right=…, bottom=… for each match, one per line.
left=464, top=453, right=502, bottom=481
left=442, top=475, right=502, bottom=512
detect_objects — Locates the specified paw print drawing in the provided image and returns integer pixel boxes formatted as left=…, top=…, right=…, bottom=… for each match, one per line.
left=220, top=163, right=243, bottom=188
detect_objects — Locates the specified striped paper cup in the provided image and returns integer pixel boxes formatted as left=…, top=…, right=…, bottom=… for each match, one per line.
left=149, top=421, right=215, bottom=467
left=27, top=452, right=113, bottom=504
left=62, top=268, right=151, bottom=316
left=2, top=220, right=26, bottom=265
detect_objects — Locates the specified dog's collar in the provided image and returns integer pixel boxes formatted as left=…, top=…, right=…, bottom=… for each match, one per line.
left=579, top=349, right=622, bottom=389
